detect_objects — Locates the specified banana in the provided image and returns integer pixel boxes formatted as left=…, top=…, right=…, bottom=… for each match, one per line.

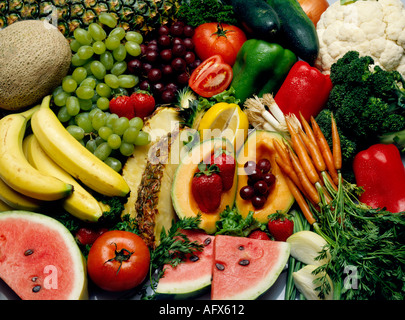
left=31, top=96, right=130, bottom=197
left=23, top=134, right=104, bottom=222
left=0, top=105, right=73, bottom=201
left=0, top=199, right=13, bottom=212
left=0, top=177, right=42, bottom=211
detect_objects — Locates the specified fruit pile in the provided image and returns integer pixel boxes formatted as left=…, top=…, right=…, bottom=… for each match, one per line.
left=127, top=21, right=200, bottom=103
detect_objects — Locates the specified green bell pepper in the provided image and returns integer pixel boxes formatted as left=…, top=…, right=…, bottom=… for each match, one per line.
left=231, top=39, right=297, bottom=103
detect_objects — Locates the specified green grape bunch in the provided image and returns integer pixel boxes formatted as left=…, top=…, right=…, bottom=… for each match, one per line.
left=51, top=13, right=150, bottom=172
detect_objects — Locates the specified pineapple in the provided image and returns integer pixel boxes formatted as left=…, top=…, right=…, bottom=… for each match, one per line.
left=0, top=0, right=181, bottom=37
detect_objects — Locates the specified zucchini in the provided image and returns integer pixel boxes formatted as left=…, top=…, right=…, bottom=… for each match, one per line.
left=225, top=0, right=280, bottom=40
left=267, top=0, right=319, bottom=65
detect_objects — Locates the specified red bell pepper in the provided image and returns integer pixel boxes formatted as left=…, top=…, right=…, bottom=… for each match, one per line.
left=274, top=60, right=332, bottom=121
left=353, top=143, right=405, bottom=213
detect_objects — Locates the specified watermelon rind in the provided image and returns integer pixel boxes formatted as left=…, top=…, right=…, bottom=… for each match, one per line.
left=155, top=274, right=211, bottom=300
left=0, top=210, right=88, bottom=300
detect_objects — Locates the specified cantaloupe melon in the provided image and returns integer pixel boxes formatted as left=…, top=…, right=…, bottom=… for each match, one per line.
left=0, top=20, right=71, bottom=110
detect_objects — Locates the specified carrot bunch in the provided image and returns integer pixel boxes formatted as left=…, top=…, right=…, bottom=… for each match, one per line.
left=274, top=112, right=342, bottom=226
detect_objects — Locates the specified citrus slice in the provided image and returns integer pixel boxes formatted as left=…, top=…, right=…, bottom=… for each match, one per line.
left=198, top=102, right=249, bottom=150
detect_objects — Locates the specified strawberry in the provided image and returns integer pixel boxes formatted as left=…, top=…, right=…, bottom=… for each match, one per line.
left=248, top=230, right=271, bottom=241
left=109, top=95, right=135, bottom=119
left=129, top=90, right=156, bottom=119
left=267, top=212, right=294, bottom=242
left=210, top=149, right=235, bottom=191
left=191, top=163, right=223, bottom=213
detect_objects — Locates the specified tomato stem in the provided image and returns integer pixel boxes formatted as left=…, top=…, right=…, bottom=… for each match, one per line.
left=104, top=242, right=135, bottom=275
left=211, top=22, right=234, bottom=38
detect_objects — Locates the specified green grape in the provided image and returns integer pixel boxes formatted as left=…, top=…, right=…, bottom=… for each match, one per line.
left=113, top=117, right=129, bottom=136
left=71, top=53, right=87, bottom=67
left=110, top=61, right=127, bottom=76
left=90, top=61, right=106, bottom=80
left=99, top=13, right=117, bottom=28
left=92, top=41, right=106, bottom=55
left=72, top=67, right=87, bottom=84
left=109, top=27, right=126, bottom=40
left=83, top=60, right=93, bottom=76
left=94, top=136, right=105, bottom=146
left=88, top=107, right=102, bottom=120
left=122, top=126, right=139, bottom=144
left=78, top=98, right=93, bottom=111
left=94, top=142, right=112, bottom=161
left=104, top=157, right=122, bottom=172
left=105, top=35, right=120, bottom=51
left=80, top=77, right=97, bottom=89
left=134, top=131, right=151, bottom=146
left=97, top=97, right=110, bottom=111
left=92, top=92, right=100, bottom=103
left=52, top=86, right=64, bottom=98
left=86, top=139, right=98, bottom=153
left=77, top=45, right=94, bottom=60
left=96, top=83, right=111, bottom=97
left=113, top=44, right=126, bottom=62
left=125, top=41, right=142, bottom=57
left=120, top=142, right=135, bottom=157
left=104, top=74, right=120, bottom=89
left=75, top=112, right=93, bottom=133
left=54, top=91, right=70, bottom=107
left=98, top=126, right=113, bottom=141
left=100, top=51, right=114, bottom=70
left=88, top=22, right=106, bottom=41
left=57, top=107, right=71, bottom=123
left=129, top=116, right=143, bottom=130
left=74, top=28, right=92, bottom=46
left=70, top=39, right=81, bottom=52
left=118, top=74, right=138, bottom=88
left=106, top=113, right=119, bottom=128
left=92, top=110, right=107, bottom=129
left=66, top=125, right=85, bottom=141
left=76, top=86, right=95, bottom=100
left=62, top=77, right=78, bottom=93
left=66, top=96, right=81, bottom=116
left=107, top=133, right=122, bottom=150
left=113, top=88, right=129, bottom=96
left=125, top=31, right=143, bottom=44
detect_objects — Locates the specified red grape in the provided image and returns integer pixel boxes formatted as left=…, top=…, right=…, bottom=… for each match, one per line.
left=158, top=25, right=170, bottom=36
left=170, top=21, right=184, bottom=36
left=161, top=89, right=176, bottom=103
left=158, top=34, right=171, bottom=47
left=240, top=186, right=254, bottom=200
left=252, top=196, right=266, bottom=209
left=263, top=173, right=276, bottom=186
left=183, top=25, right=195, bottom=37
left=184, top=51, right=195, bottom=64
left=257, top=158, right=271, bottom=173
left=172, top=44, right=186, bottom=57
left=171, top=57, right=186, bottom=71
left=161, top=64, right=173, bottom=77
left=147, top=68, right=162, bottom=82
left=254, top=180, right=268, bottom=195
left=127, top=59, right=142, bottom=74
left=183, top=38, right=194, bottom=50
left=145, top=50, right=159, bottom=63
left=244, top=161, right=256, bottom=175
left=177, top=72, right=189, bottom=85
left=160, top=49, right=172, bottom=61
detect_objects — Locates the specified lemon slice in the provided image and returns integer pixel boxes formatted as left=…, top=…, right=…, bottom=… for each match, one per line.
left=198, top=102, right=249, bottom=150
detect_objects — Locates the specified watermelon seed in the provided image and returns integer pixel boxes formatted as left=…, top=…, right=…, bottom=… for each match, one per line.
left=31, top=276, right=38, bottom=282
left=32, top=285, right=41, bottom=293
left=189, top=255, right=199, bottom=262
left=203, top=238, right=211, bottom=246
left=215, top=263, right=225, bottom=271
left=238, top=246, right=244, bottom=250
left=24, top=249, right=34, bottom=256
left=238, top=259, right=250, bottom=266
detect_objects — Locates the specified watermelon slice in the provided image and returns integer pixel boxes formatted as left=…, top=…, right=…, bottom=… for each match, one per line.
left=156, top=229, right=215, bottom=299
left=0, top=210, right=88, bottom=300
left=211, top=235, right=290, bottom=300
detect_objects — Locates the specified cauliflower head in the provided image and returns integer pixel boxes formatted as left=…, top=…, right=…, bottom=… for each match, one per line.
left=315, top=0, right=405, bottom=77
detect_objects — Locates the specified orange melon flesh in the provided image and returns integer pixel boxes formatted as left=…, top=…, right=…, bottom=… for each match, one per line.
left=0, top=211, right=87, bottom=300
left=172, top=138, right=237, bottom=234
left=235, top=130, right=294, bottom=222
left=211, top=235, right=290, bottom=300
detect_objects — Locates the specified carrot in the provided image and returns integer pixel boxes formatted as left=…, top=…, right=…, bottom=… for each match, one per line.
left=286, top=119, right=320, bottom=185
left=273, top=139, right=290, bottom=164
left=275, top=156, right=305, bottom=196
left=297, top=126, right=326, bottom=173
left=310, top=116, right=339, bottom=185
left=299, top=112, right=317, bottom=145
left=331, top=113, right=342, bottom=171
left=288, top=148, right=320, bottom=205
left=285, top=176, right=316, bottom=225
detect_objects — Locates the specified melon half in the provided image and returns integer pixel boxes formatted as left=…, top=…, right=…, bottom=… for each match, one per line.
left=0, top=211, right=88, bottom=300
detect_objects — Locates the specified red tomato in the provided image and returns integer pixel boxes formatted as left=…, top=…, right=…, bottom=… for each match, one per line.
left=189, top=55, right=233, bottom=98
left=87, top=230, right=150, bottom=292
left=192, top=22, right=247, bottom=66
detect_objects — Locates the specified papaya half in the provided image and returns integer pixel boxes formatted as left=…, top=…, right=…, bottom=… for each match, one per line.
left=235, top=130, right=294, bottom=222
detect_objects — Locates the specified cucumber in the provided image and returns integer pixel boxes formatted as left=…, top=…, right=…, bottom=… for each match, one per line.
left=267, top=0, right=319, bottom=65
left=225, top=0, right=280, bottom=40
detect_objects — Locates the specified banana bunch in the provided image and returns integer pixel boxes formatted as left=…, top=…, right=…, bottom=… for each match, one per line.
left=0, top=95, right=130, bottom=222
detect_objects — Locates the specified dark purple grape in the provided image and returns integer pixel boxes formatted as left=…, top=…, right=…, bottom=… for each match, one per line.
left=183, top=38, right=194, bottom=50
left=162, top=64, right=173, bottom=77
left=158, top=34, right=171, bottom=47
left=172, top=37, right=183, bottom=46
left=248, top=169, right=262, bottom=184
left=142, top=63, right=153, bottom=74
left=152, top=82, right=165, bottom=96
left=139, top=80, right=150, bottom=91
left=165, top=82, right=178, bottom=92
left=251, top=196, right=266, bottom=209
left=161, top=89, right=176, bottom=103
left=172, top=44, right=186, bottom=57
left=263, top=173, right=276, bottom=186
left=177, top=72, right=189, bottom=85
left=145, top=50, right=159, bottom=63
left=160, top=49, right=172, bottom=61
left=170, top=21, right=184, bottom=36
left=184, top=51, right=195, bottom=65
left=127, top=59, right=142, bottom=74
left=254, top=180, right=268, bottom=195
left=257, top=158, right=271, bottom=173
left=147, top=68, right=162, bottom=82
left=158, top=25, right=170, bottom=36
left=240, top=186, right=254, bottom=200
left=189, top=59, right=201, bottom=70
left=244, top=161, right=256, bottom=175
left=183, top=25, right=195, bottom=37
left=140, top=44, right=147, bottom=55
left=171, top=57, right=186, bottom=72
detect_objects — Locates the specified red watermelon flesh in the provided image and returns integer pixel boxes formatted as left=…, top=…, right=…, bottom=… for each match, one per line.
left=0, top=211, right=88, bottom=300
left=211, top=235, right=290, bottom=300
left=156, top=229, right=215, bottom=298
